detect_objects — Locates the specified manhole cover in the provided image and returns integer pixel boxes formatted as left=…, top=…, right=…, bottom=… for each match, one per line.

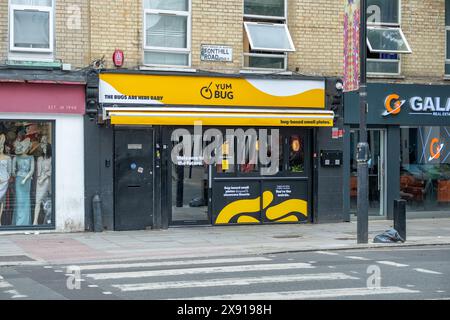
left=0, top=255, right=35, bottom=262
left=273, top=235, right=303, bottom=239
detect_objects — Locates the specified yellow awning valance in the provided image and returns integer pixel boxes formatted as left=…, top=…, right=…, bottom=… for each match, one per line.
left=106, top=107, right=334, bottom=127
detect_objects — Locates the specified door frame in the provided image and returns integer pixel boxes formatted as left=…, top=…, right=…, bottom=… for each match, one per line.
left=349, top=127, right=388, bottom=217
left=113, top=126, right=155, bottom=230
left=162, top=126, right=211, bottom=227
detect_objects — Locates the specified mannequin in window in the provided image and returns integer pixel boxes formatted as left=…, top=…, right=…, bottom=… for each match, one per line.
left=13, top=138, right=34, bottom=226
left=33, top=137, right=52, bottom=225
left=0, top=134, right=12, bottom=226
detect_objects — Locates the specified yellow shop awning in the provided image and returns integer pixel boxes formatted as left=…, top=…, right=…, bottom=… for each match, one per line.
left=105, top=107, right=334, bottom=127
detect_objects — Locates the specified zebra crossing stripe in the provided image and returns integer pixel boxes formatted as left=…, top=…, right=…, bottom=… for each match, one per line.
left=180, top=286, right=420, bottom=300
left=315, top=251, right=339, bottom=256
left=0, top=280, right=13, bottom=289
left=414, top=268, right=443, bottom=275
left=73, top=257, right=271, bottom=271
left=345, top=256, right=370, bottom=261
left=376, top=261, right=409, bottom=267
left=86, top=262, right=314, bottom=280
left=113, top=273, right=359, bottom=292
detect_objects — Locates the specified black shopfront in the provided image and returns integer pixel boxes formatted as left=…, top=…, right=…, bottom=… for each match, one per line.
left=84, top=71, right=346, bottom=231
left=344, top=83, right=450, bottom=219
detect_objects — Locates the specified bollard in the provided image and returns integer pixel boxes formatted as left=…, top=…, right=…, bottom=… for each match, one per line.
left=394, top=199, right=406, bottom=241
left=92, top=194, right=103, bottom=232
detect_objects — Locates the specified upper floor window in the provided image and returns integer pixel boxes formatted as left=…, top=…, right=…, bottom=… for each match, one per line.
left=243, top=0, right=295, bottom=71
left=366, top=0, right=411, bottom=76
left=9, top=0, right=54, bottom=53
left=143, top=0, right=191, bottom=68
left=244, top=0, right=285, bottom=19
left=446, top=0, right=450, bottom=76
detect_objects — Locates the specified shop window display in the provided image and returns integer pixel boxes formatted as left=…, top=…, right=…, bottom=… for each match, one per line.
left=0, top=121, right=53, bottom=228
left=400, top=127, right=450, bottom=213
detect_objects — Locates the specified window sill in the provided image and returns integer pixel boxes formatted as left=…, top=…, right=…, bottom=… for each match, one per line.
left=139, top=66, right=197, bottom=73
left=6, top=59, right=61, bottom=70
left=239, top=69, right=292, bottom=75
left=367, top=73, right=405, bottom=80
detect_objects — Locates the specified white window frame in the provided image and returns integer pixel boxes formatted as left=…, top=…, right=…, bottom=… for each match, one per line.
left=366, top=0, right=405, bottom=77
left=242, top=52, right=287, bottom=71
left=242, top=0, right=291, bottom=71
left=243, top=0, right=287, bottom=21
left=366, top=26, right=412, bottom=54
left=244, top=22, right=295, bottom=53
left=367, top=0, right=401, bottom=27
left=9, top=2, right=54, bottom=54
left=367, top=57, right=401, bottom=77
left=143, top=1, right=192, bottom=68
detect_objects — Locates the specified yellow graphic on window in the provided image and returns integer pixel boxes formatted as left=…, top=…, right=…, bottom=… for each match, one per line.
left=215, top=190, right=308, bottom=224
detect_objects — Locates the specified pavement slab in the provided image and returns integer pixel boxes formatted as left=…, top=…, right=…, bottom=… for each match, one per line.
left=0, top=218, right=449, bottom=265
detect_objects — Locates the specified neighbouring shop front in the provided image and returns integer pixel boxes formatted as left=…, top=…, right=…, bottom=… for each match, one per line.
left=91, top=71, right=343, bottom=231
left=0, top=78, right=86, bottom=232
left=344, top=83, right=450, bottom=219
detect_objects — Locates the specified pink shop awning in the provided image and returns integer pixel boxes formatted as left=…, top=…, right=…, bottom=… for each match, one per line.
left=0, top=81, right=85, bottom=115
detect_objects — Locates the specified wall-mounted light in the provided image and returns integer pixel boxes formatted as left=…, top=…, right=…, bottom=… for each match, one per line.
left=291, top=137, right=301, bottom=152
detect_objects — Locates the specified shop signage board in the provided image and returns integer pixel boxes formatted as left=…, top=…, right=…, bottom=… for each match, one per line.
left=200, top=45, right=233, bottom=62
left=99, top=73, right=325, bottom=109
left=0, top=82, right=85, bottom=115
left=344, top=83, right=450, bottom=126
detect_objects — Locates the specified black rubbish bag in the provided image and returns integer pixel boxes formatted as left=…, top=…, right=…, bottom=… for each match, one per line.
left=373, top=228, right=405, bottom=243
left=189, top=197, right=206, bottom=207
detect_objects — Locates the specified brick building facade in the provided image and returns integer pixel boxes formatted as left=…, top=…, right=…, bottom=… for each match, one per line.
left=0, top=1, right=449, bottom=232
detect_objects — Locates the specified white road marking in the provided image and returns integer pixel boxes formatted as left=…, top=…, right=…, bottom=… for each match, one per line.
left=86, top=262, right=314, bottom=280
left=102, top=291, right=113, bottom=295
left=181, top=286, right=419, bottom=300
left=88, top=285, right=99, bottom=288
left=406, top=284, right=416, bottom=288
left=350, top=271, right=359, bottom=275
left=72, top=257, right=271, bottom=271
left=1, top=276, right=27, bottom=299
left=414, top=268, right=443, bottom=275
left=436, top=290, right=445, bottom=293
left=44, top=266, right=53, bottom=269
left=345, top=256, right=370, bottom=261
left=113, top=273, right=359, bottom=292
left=376, top=261, right=409, bottom=267
left=315, top=251, right=339, bottom=256
left=3, top=289, right=27, bottom=299
left=328, top=266, right=336, bottom=269
left=54, top=270, right=63, bottom=273
left=0, top=280, right=13, bottom=289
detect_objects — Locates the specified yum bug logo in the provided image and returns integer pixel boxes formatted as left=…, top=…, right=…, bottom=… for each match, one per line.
left=200, top=82, right=234, bottom=100
left=382, top=94, right=406, bottom=117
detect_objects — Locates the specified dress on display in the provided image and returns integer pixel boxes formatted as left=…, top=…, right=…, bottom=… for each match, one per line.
left=35, top=156, right=52, bottom=222
left=0, top=157, right=11, bottom=203
left=14, top=155, right=34, bottom=226
left=36, top=157, right=51, bottom=197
